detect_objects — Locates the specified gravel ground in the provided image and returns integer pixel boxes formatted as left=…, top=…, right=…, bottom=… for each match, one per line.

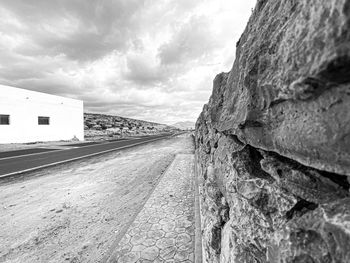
left=0, top=134, right=194, bottom=263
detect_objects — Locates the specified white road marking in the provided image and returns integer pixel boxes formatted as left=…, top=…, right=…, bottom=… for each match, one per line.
left=0, top=136, right=170, bottom=178
left=0, top=137, right=154, bottom=161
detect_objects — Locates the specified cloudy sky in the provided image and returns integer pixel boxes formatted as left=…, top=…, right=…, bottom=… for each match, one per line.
left=0, top=0, right=255, bottom=124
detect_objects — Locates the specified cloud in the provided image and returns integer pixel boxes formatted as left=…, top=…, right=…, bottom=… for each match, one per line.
left=124, top=54, right=167, bottom=85
left=0, top=0, right=145, bottom=61
left=158, top=16, right=218, bottom=65
left=0, top=0, right=256, bottom=124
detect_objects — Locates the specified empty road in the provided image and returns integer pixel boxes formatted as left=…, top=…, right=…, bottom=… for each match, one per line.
left=0, top=133, right=173, bottom=177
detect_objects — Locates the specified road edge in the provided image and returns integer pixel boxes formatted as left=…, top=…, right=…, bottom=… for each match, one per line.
left=0, top=136, right=172, bottom=179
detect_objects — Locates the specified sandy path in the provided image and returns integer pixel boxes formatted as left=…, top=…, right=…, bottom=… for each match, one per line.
left=0, top=134, right=194, bottom=263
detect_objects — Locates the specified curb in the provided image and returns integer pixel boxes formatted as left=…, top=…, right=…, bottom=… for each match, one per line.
left=194, top=154, right=203, bottom=263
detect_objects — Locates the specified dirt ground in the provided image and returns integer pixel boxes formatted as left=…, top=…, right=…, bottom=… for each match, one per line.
left=0, top=134, right=194, bottom=263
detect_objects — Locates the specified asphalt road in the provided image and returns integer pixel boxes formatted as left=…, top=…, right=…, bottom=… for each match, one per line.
left=0, top=148, right=58, bottom=159
left=0, top=133, right=173, bottom=177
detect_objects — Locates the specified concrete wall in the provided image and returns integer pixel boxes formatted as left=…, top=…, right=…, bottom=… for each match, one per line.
left=0, top=85, right=84, bottom=143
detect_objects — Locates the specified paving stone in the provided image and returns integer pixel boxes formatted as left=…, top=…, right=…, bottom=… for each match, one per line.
left=174, top=210, right=184, bottom=215
left=159, top=218, right=174, bottom=225
left=165, top=207, right=175, bottom=213
left=140, top=246, right=159, bottom=261
left=150, top=224, right=162, bottom=230
left=185, top=226, right=195, bottom=235
left=156, top=237, right=176, bottom=249
left=138, top=259, right=163, bottom=263
left=174, top=227, right=186, bottom=234
left=142, top=238, right=157, bottom=247
left=176, top=219, right=192, bottom=228
left=168, top=202, right=178, bottom=207
left=139, top=223, right=152, bottom=232
left=130, top=222, right=139, bottom=228
left=120, top=244, right=132, bottom=253
left=111, top=243, right=132, bottom=259
left=117, top=251, right=140, bottom=263
left=160, top=246, right=177, bottom=260
left=165, top=232, right=177, bottom=238
left=109, top=154, right=195, bottom=262
left=131, top=245, right=147, bottom=252
left=174, top=250, right=189, bottom=261
left=119, top=235, right=131, bottom=247
left=130, top=234, right=146, bottom=246
left=147, top=229, right=165, bottom=239
left=148, top=216, right=160, bottom=224
left=161, top=221, right=176, bottom=232
left=178, top=244, right=193, bottom=251
left=129, top=227, right=141, bottom=236
left=176, top=233, right=191, bottom=245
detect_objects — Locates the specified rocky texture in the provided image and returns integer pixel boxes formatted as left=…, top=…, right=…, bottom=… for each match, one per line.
left=195, top=0, right=350, bottom=262
left=84, top=113, right=176, bottom=140
left=172, top=121, right=196, bottom=130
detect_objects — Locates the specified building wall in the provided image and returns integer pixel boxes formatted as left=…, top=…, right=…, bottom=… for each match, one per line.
left=0, top=85, right=84, bottom=143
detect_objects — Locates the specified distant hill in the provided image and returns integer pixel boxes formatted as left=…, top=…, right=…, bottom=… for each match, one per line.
left=84, top=113, right=177, bottom=140
left=172, top=121, right=195, bottom=130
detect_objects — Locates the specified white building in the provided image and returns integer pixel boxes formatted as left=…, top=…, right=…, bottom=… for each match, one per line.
left=0, top=85, right=84, bottom=143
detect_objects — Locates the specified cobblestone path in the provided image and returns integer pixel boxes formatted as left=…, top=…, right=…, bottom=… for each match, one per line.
left=107, top=154, right=195, bottom=263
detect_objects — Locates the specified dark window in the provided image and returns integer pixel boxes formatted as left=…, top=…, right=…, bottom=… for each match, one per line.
left=38, top=116, right=50, bottom=125
left=0, top=114, right=10, bottom=125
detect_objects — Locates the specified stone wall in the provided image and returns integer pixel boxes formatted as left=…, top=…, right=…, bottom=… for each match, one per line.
left=195, top=0, right=350, bottom=262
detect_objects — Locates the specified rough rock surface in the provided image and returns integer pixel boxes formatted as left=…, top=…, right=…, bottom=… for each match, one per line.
left=195, top=0, right=350, bottom=262
left=84, top=113, right=176, bottom=140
